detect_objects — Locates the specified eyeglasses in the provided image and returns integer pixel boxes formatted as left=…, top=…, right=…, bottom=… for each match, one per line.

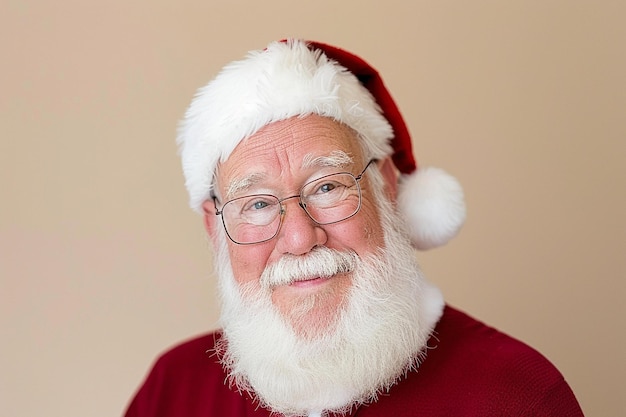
left=213, top=159, right=378, bottom=245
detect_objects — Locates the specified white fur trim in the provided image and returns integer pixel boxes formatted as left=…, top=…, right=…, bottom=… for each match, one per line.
left=397, top=167, right=466, bottom=250
left=177, top=39, right=393, bottom=212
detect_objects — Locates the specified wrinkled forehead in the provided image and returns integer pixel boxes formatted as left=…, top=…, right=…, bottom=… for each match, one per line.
left=214, top=115, right=366, bottom=198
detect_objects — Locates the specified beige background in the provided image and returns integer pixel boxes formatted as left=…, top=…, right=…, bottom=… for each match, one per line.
left=1, top=1, right=624, bottom=416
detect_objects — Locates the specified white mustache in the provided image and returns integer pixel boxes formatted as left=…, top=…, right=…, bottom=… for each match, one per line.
left=260, top=247, right=358, bottom=289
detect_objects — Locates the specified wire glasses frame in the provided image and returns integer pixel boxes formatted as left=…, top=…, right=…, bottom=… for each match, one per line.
left=213, top=159, right=378, bottom=245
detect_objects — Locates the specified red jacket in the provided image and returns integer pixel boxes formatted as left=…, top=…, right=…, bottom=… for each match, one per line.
left=125, top=306, right=583, bottom=416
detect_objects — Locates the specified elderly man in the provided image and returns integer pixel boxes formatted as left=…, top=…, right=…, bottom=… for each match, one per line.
left=125, top=40, right=583, bottom=416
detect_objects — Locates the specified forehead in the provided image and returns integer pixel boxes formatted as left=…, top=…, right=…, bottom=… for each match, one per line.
left=216, top=115, right=364, bottom=192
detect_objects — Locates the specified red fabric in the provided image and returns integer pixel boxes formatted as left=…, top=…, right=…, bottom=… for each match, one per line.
left=308, top=41, right=417, bottom=175
left=124, top=306, right=583, bottom=416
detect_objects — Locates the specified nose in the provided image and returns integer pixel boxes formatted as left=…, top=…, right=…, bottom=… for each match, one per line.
left=274, top=196, right=327, bottom=255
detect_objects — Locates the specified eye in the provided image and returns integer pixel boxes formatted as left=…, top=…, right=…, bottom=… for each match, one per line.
left=243, top=198, right=273, bottom=212
left=318, top=182, right=337, bottom=193
left=252, top=200, right=268, bottom=210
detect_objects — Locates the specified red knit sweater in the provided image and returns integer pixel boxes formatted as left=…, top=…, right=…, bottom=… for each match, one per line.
left=124, top=306, right=583, bottom=416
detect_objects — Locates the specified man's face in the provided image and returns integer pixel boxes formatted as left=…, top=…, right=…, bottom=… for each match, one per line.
left=203, top=115, right=389, bottom=333
left=201, top=115, right=439, bottom=414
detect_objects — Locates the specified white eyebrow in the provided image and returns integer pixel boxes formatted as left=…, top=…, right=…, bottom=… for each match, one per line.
left=301, top=150, right=354, bottom=170
left=225, top=172, right=266, bottom=200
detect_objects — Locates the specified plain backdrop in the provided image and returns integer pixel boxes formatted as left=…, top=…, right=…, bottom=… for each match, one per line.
left=1, top=1, right=624, bottom=416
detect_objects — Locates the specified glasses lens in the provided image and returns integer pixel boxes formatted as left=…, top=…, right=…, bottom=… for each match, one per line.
left=222, top=194, right=281, bottom=244
left=301, top=173, right=361, bottom=224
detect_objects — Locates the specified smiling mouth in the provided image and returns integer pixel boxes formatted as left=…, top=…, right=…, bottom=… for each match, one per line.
left=289, top=276, right=331, bottom=288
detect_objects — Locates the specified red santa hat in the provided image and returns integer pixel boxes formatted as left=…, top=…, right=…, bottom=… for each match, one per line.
left=178, top=39, right=465, bottom=249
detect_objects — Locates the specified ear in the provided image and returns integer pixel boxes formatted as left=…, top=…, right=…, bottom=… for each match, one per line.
left=378, top=157, right=398, bottom=202
left=202, top=199, right=219, bottom=239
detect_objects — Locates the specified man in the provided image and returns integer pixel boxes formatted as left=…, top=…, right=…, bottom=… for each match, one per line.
left=125, top=39, right=583, bottom=416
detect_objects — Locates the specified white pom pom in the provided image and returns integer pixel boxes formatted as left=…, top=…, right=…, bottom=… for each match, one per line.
left=397, top=167, right=466, bottom=250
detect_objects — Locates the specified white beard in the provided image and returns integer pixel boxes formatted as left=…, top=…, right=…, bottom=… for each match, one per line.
left=212, top=186, right=444, bottom=417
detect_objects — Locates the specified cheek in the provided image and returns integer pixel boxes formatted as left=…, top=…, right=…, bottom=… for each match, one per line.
left=227, top=244, right=272, bottom=285
left=328, top=203, right=385, bottom=252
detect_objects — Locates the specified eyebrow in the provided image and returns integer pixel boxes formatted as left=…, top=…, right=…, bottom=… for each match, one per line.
left=225, top=172, right=266, bottom=200
left=301, top=150, right=354, bottom=170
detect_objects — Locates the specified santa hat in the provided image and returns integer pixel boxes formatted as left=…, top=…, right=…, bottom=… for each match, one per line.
left=178, top=39, right=465, bottom=249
